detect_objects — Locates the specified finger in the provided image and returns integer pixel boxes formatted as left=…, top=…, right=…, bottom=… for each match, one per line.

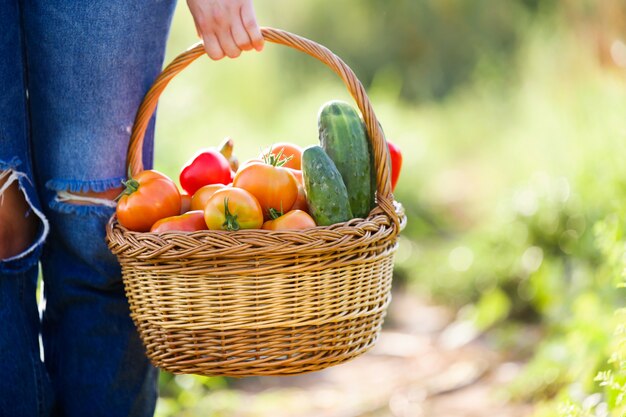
left=241, top=1, right=264, bottom=51
left=186, top=0, right=206, bottom=39
left=202, top=32, right=225, bottom=60
left=215, top=28, right=241, bottom=58
left=230, top=16, right=253, bottom=51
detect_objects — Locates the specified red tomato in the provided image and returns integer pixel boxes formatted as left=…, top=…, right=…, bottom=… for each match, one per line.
left=204, top=188, right=263, bottom=231
left=180, top=192, right=192, bottom=214
left=190, top=184, right=225, bottom=211
left=387, top=141, right=402, bottom=192
left=150, top=211, right=208, bottom=233
left=262, top=210, right=316, bottom=230
left=179, top=149, right=232, bottom=195
left=116, top=170, right=181, bottom=232
left=260, top=142, right=303, bottom=170
left=233, top=162, right=299, bottom=218
left=286, top=168, right=303, bottom=186
left=290, top=184, right=308, bottom=212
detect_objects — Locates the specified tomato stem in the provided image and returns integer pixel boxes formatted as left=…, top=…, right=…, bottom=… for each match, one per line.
left=262, top=146, right=293, bottom=167
left=268, top=207, right=283, bottom=220
left=222, top=197, right=240, bottom=231
left=118, top=178, right=140, bottom=200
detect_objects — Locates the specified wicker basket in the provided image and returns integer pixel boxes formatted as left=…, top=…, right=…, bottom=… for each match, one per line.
left=106, top=27, right=405, bottom=377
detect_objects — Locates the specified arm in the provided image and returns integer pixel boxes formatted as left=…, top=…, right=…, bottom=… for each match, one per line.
left=186, top=0, right=264, bottom=60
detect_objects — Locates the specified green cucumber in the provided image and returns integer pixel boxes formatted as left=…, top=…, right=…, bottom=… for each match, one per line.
left=318, top=100, right=373, bottom=218
left=301, top=146, right=353, bottom=226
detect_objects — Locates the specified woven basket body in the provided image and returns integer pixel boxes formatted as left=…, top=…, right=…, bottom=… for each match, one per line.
left=107, top=28, right=403, bottom=377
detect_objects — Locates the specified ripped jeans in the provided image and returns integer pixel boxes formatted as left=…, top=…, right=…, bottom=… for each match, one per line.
left=0, top=1, right=176, bottom=416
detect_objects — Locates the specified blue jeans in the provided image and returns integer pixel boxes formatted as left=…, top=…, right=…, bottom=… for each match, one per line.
left=0, top=1, right=176, bottom=416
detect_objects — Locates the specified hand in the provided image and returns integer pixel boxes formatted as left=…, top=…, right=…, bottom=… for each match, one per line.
left=186, top=0, right=264, bottom=60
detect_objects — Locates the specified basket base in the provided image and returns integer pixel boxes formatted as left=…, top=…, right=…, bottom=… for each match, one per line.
left=140, top=314, right=386, bottom=377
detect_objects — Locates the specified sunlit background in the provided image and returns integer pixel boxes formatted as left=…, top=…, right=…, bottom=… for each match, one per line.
left=152, top=1, right=626, bottom=416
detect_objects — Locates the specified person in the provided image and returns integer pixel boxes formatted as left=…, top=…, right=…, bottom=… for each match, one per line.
left=0, top=0, right=262, bottom=416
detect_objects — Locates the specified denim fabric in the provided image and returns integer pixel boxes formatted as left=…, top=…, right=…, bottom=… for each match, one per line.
left=0, top=0, right=49, bottom=276
left=0, top=0, right=176, bottom=416
left=0, top=264, right=53, bottom=417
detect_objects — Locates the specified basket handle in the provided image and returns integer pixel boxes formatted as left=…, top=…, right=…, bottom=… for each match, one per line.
left=127, top=27, right=399, bottom=228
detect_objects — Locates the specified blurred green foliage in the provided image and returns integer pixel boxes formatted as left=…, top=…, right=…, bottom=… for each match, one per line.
left=152, top=1, right=626, bottom=415
left=263, top=0, right=528, bottom=101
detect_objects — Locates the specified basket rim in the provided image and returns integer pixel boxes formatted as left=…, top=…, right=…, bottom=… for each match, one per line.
left=107, top=202, right=405, bottom=260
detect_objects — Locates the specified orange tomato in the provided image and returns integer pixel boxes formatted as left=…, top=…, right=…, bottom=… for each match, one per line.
left=116, top=170, right=181, bottom=232
left=204, top=187, right=263, bottom=231
left=233, top=162, right=299, bottom=218
left=180, top=192, right=192, bottom=214
left=260, top=142, right=303, bottom=170
left=238, top=158, right=263, bottom=172
left=190, top=184, right=225, bottom=211
left=150, top=211, right=208, bottom=233
left=262, top=210, right=316, bottom=230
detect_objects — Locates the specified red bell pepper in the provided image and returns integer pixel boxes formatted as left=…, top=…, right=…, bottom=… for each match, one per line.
left=179, top=149, right=232, bottom=195
left=387, top=140, right=402, bottom=192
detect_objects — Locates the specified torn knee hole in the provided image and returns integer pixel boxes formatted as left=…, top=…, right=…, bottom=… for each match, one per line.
left=0, top=169, right=30, bottom=196
left=0, top=169, right=35, bottom=215
left=0, top=169, right=48, bottom=261
left=55, top=188, right=120, bottom=207
left=46, top=177, right=124, bottom=215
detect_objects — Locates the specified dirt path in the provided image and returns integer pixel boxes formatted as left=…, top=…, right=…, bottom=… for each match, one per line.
left=211, top=292, right=534, bottom=417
